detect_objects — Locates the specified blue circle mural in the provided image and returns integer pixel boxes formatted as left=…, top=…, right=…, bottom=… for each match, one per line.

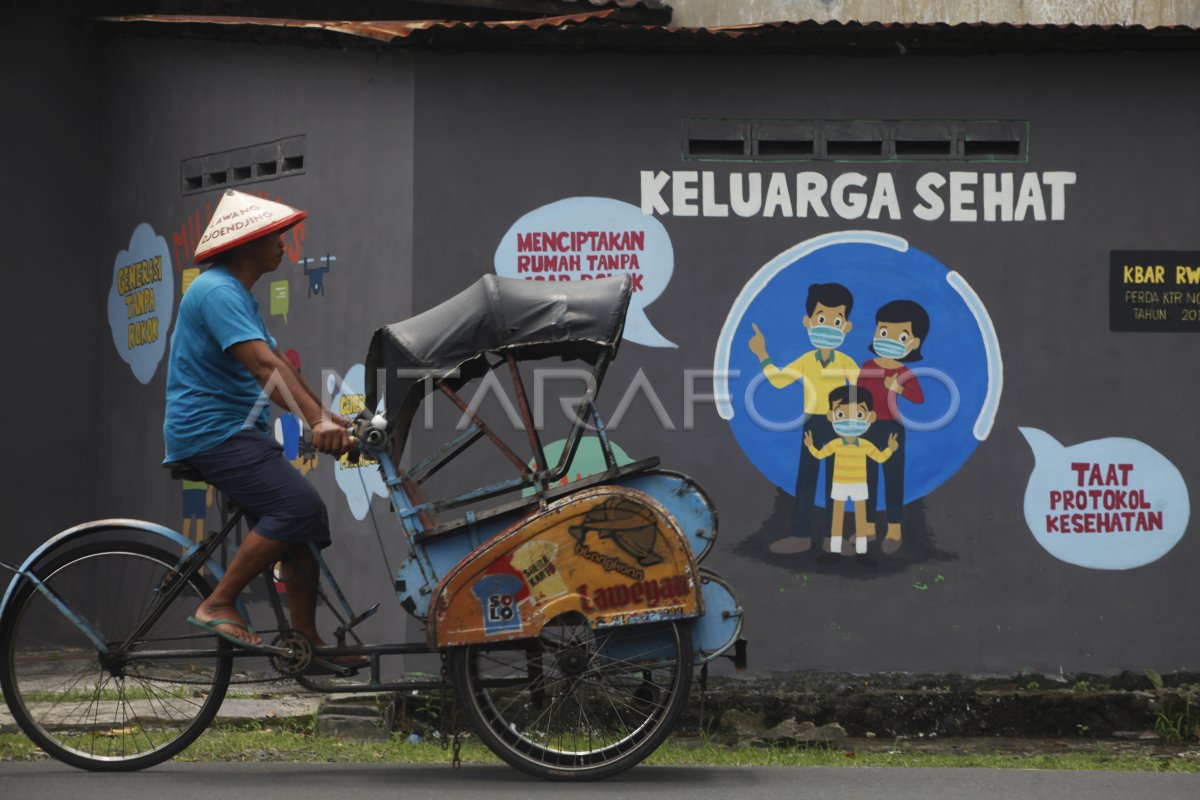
left=714, top=231, right=1002, bottom=511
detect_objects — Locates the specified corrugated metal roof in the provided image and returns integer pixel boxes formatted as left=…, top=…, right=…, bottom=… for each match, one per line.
left=561, top=0, right=670, bottom=23
left=98, top=13, right=1200, bottom=50
left=665, top=0, right=1200, bottom=29
left=680, top=18, right=1200, bottom=35
left=566, top=0, right=666, bottom=7
left=98, top=10, right=619, bottom=43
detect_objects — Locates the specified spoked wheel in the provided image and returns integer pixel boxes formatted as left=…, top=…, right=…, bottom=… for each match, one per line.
left=451, top=615, right=692, bottom=780
left=0, top=539, right=233, bottom=770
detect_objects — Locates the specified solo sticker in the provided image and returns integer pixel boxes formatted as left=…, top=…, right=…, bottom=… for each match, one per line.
left=494, top=197, right=676, bottom=348
left=107, top=223, right=174, bottom=384
left=1020, top=427, right=1190, bottom=570
left=470, top=573, right=525, bottom=635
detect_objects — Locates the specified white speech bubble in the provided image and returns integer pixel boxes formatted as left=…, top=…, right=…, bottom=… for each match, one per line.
left=1020, top=427, right=1190, bottom=570
left=107, top=223, right=174, bottom=383
left=329, top=363, right=388, bottom=520
left=494, top=197, right=676, bottom=348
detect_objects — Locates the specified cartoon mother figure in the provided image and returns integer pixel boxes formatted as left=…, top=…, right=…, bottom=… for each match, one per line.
left=857, top=299, right=929, bottom=554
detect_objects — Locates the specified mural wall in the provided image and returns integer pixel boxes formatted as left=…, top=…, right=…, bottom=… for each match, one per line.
left=7, top=26, right=1197, bottom=676
left=412, top=49, right=1200, bottom=674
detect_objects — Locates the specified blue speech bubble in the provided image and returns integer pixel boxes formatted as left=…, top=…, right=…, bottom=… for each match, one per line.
left=494, top=197, right=676, bottom=348
left=107, top=223, right=174, bottom=384
left=1020, top=427, right=1190, bottom=570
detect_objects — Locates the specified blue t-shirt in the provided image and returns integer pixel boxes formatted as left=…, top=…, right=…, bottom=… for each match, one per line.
left=163, top=266, right=278, bottom=462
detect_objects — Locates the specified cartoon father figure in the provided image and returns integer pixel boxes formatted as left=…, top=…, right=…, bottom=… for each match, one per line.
left=749, top=283, right=859, bottom=554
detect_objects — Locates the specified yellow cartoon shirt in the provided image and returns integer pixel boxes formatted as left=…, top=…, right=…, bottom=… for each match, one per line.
left=806, top=437, right=892, bottom=484
left=762, top=350, right=860, bottom=415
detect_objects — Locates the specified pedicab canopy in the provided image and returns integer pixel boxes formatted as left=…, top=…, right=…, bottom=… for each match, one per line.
left=193, top=189, right=307, bottom=262
left=366, top=274, right=632, bottom=460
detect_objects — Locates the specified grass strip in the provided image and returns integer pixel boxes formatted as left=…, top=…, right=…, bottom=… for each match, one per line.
left=3, top=726, right=1199, bottom=771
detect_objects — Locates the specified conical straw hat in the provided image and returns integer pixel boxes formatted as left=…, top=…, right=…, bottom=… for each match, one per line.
left=194, top=189, right=307, bottom=262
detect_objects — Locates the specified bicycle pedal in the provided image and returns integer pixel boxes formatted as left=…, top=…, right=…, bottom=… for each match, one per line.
left=334, top=603, right=380, bottom=644
left=348, top=603, right=380, bottom=627
left=305, top=658, right=358, bottom=677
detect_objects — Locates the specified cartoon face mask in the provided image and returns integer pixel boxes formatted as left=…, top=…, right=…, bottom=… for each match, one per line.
left=830, top=401, right=873, bottom=439
left=806, top=303, right=849, bottom=350
left=808, top=325, right=845, bottom=349
left=872, top=321, right=918, bottom=361
left=872, top=337, right=910, bottom=359
left=832, top=417, right=870, bottom=438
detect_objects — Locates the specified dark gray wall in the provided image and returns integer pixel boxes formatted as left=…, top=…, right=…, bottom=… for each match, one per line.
left=411, top=48, right=1200, bottom=675
left=88, top=35, right=416, bottom=648
left=0, top=10, right=103, bottom=550
left=10, top=24, right=1198, bottom=676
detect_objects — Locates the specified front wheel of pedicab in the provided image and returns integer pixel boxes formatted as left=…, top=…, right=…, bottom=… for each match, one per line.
left=0, top=538, right=233, bottom=771
left=449, top=614, right=692, bottom=780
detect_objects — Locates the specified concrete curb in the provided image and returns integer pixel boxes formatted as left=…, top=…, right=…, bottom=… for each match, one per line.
left=4, top=672, right=1198, bottom=745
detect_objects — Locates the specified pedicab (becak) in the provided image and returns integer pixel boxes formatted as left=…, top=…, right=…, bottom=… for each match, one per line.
left=0, top=273, right=744, bottom=780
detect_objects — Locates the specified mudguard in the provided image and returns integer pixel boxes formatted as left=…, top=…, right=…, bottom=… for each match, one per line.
left=693, top=569, right=744, bottom=664
left=428, top=485, right=703, bottom=649
left=0, top=518, right=239, bottom=622
left=398, top=469, right=717, bottom=620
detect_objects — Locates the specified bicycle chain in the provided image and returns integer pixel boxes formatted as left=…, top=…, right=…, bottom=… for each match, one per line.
left=436, top=651, right=464, bottom=768
left=119, top=628, right=299, bottom=686
left=125, top=670, right=293, bottom=687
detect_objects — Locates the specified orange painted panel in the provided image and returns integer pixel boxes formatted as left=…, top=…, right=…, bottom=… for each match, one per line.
left=429, top=485, right=702, bottom=649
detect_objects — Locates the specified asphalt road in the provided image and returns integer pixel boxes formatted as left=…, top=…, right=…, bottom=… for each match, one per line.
left=1, top=763, right=1198, bottom=800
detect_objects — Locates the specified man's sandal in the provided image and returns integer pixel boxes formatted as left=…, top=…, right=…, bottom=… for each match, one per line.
left=187, top=616, right=269, bottom=652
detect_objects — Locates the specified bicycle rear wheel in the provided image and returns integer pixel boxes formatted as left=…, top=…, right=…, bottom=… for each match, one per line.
left=0, top=538, right=232, bottom=770
left=451, top=616, right=692, bottom=780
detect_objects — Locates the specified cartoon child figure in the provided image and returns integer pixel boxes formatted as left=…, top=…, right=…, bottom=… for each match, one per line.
left=857, top=300, right=928, bottom=554
left=181, top=479, right=213, bottom=571
left=804, top=385, right=899, bottom=555
left=749, top=283, right=860, bottom=554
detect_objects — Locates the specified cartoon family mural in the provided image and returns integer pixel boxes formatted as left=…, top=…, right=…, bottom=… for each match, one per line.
left=746, top=285, right=926, bottom=557
left=715, top=231, right=1002, bottom=572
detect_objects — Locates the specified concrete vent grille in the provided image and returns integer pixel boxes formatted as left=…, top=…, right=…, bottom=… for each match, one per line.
left=182, top=135, right=306, bottom=195
left=684, top=119, right=1027, bottom=163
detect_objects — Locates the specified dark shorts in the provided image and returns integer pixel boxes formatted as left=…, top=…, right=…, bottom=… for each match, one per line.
left=184, top=429, right=331, bottom=549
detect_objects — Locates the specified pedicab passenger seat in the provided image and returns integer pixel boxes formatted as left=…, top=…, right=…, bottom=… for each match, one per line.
left=414, top=455, right=661, bottom=544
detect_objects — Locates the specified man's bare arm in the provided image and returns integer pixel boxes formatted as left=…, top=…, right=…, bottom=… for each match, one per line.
left=229, top=340, right=350, bottom=455
left=275, top=347, right=352, bottom=426
left=275, top=347, right=322, bottom=406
